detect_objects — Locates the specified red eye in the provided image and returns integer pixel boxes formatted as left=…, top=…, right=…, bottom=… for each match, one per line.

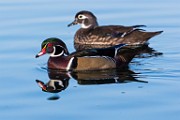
left=47, top=43, right=53, bottom=47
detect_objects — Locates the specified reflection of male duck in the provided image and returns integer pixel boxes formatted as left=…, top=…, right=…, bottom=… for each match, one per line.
left=36, top=69, right=147, bottom=94
left=36, top=70, right=70, bottom=93
left=70, top=69, right=148, bottom=85
left=36, top=79, right=68, bottom=93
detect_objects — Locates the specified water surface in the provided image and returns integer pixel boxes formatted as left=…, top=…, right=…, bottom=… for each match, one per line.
left=0, top=0, right=180, bottom=120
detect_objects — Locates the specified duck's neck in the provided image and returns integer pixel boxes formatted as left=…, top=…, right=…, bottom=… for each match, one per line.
left=82, top=19, right=98, bottom=29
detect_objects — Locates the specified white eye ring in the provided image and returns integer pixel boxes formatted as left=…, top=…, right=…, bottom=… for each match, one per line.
left=78, top=15, right=88, bottom=19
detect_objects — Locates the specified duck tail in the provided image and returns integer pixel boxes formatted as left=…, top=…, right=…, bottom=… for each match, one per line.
left=125, top=30, right=163, bottom=45
left=149, top=30, right=163, bottom=36
left=143, top=30, right=163, bottom=41
left=116, top=47, right=137, bottom=65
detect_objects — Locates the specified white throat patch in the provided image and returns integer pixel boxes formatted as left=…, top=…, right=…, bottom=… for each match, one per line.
left=81, top=23, right=91, bottom=29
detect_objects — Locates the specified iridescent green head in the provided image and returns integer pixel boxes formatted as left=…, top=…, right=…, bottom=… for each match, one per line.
left=35, top=38, right=69, bottom=58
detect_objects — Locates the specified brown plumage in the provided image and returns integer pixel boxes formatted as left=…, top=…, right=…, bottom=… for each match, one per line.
left=68, top=10, right=163, bottom=46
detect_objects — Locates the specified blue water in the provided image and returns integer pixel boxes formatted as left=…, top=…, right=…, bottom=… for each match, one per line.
left=1, top=0, right=180, bottom=120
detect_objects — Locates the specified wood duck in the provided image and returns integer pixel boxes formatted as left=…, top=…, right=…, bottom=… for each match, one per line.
left=36, top=70, right=70, bottom=93
left=70, top=69, right=148, bottom=85
left=35, top=38, right=137, bottom=71
left=68, top=10, right=163, bottom=46
left=36, top=79, right=69, bottom=93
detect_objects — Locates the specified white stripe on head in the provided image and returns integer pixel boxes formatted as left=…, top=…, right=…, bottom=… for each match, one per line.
left=50, top=46, right=64, bottom=57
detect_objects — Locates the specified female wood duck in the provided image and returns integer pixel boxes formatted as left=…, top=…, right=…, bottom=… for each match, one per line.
left=68, top=10, right=163, bottom=45
left=35, top=38, right=137, bottom=71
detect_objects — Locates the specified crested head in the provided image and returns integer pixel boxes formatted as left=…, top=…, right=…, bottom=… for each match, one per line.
left=68, top=10, right=99, bottom=29
left=36, top=79, right=65, bottom=93
left=41, top=38, right=67, bottom=50
left=75, top=10, right=97, bottom=20
left=36, top=37, right=69, bottom=58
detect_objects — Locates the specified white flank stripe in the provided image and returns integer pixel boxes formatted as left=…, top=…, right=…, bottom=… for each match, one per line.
left=66, top=57, right=74, bottom=71
left=121, top=32, right=127, bottom=37
left=114, top=48, right=118, bottom=57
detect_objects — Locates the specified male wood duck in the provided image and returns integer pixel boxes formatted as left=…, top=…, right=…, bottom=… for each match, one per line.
left=35, top=38, right=137, bottom=71
left=36, top=79, right=69, bottom=93
left=68, top=10, right=163, bottom=45
left=36, top=70, right=70, bottom=93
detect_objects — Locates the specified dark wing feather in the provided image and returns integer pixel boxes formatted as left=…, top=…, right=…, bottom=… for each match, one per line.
left=69, top=43, right=126, bottom=58
left=90, top=25, right=146, bottom=38
left=69, top=49, right=99, bottom=57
